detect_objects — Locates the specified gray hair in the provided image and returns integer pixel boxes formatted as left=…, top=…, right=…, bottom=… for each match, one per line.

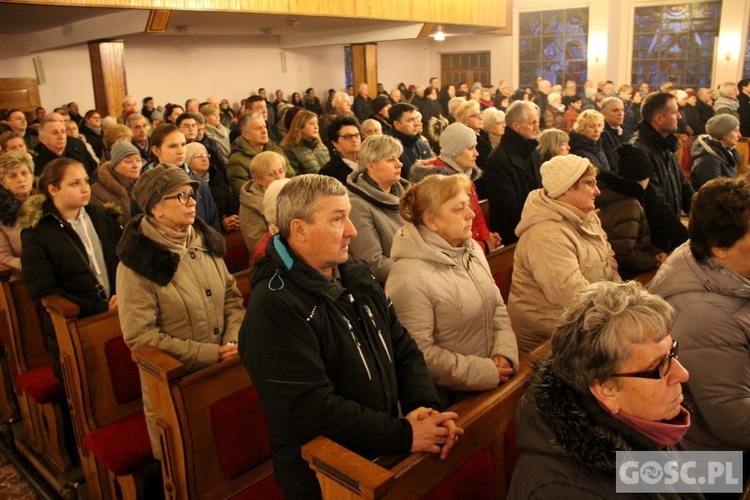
left=600, top=96, right=623, bottom=113
left=332, top=92, right=349, bottom=107
left=361, top=119, right=382, bottom=133
left=505, top=100, right=538, bottom=126
left=357, top=135, right=403, bottom=172
left=263, top=178, right=291, bottom=234
left=536, top=129, right=569, bottom=159
left=239, top=112, right=264, bottom=132
left=276, top=174, right=347, bottom=238
left=550, top=281, right=674, bottom=393
left=122, top=95, right=136, bottom=106
left=125, top=113, right=147, bottom=127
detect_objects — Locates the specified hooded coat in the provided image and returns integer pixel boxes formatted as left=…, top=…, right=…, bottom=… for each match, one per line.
left=238, top=180, right=267, bottom=254
left=410, top=158, right=492, bottom=252
left=116, top=214, right=244, bottom=457
left=386, top=223, right=518, bottom=406
left=19, top=195, right=122, bottom=379
left=346, top=170, right=409, bottom=284
left=90, top=161, right=136, bottom=225
left=596, top=170, right=661, bottom=280
left=648, top=243, right=750, bottom=451
left=509, top=357, right=699, bottom=500
left=240, top=235, right=441, bottom=498
left=508, top=190, right=620, bottom=357
left=689, top=135, right=740, bottom=191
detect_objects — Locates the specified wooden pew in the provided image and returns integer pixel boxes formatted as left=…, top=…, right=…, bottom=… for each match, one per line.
left=0, top=266, right=82, bottom=497
left=301, top=342, right=550, bottom=499
left=132, top=351, right=282, bottom=499
left=486, top=243, right=516, bottom=303
left=0, top=267, right=19, bottom=431
left=736, top=137, right=750, bottom=177
left=223, top=230, right=249, bottom=274
left=43, top=295, right=156, bottom=500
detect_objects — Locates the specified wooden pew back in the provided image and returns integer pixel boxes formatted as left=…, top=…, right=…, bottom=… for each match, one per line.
left=486, top=243, right=516, bottom=303
left=736, top=137, right=750, bottom=177
left=301, top=343, right=550, bottom=499
left=223, top=230, right=249, bottom=274
left=133, top=348, right=282, bottom=499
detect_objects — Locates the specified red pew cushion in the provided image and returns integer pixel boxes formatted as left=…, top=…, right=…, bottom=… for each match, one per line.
left=15, top=363, right=65, bottom=403
left=421, top=447, right=494, bottom=500
left=83, top=411, right=155, bottom=475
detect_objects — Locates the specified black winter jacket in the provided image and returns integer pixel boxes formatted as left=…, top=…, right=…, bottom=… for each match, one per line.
left=689, top=135, right=740, bottom=191
left=484, top=127, right=542, bottom=244
left=318, top=152, right=355, bottom=185
left=600, top=124, right=631, bottom=172
left=389, top=129, right=432, bottom=180
left=34, top=138, right=99, bottom=179
left=569, top=131, right=611, bottom=171
left=240, top=235, right=441, bottom=498
left=509, top=357, right=702, bottom=500
left=632, top=122, right=693, bottom=252
left=19, top=197, right=121, bottom=380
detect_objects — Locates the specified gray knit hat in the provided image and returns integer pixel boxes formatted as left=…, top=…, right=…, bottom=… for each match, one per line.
left=133, top=164, right=200, bottom=215
left=439, top=123, right=477, bottom=160
left=150, top=108, right=164, bottom=124
left=110, top=140, right=141, bottom=169
left=541, top=154, right=591, bottom=198
left=706, top=114, right=739, bottom=140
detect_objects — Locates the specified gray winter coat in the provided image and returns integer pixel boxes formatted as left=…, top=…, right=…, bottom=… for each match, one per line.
left=648, top=243, right=750, bottom=451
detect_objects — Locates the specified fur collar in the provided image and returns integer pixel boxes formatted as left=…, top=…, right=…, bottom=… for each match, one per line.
left=16, top=194, right=121, bottom=230
left=95, top=161, right=133, bottom=198
left=531, top=357, right=660, bottom=472
left=117, top=214, right=226, bottom=286
left=0, top=186, right=27, bottom=226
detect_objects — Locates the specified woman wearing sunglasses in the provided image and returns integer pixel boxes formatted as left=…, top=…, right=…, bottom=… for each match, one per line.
left=116, top=164, right=245, bottom=459
left=509, top=281, right=690, bottom=499
left=508, top=154, right=620, bottom=358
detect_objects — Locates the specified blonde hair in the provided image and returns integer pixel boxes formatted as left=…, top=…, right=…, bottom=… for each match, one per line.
left=103, top=124, right=133, bottom=148
left=448, top=97, right=467, bottom=116
left=573, top=109, right=604, bottom=134
left=400, top=174, right=471, bottom=225
left=718, top=82, right=738, bottom=99
left=279, top=110, right=322, bottom=148
left=200, top=104, right=219, bottom=117
left=456, top=100, right=481, bottom=124
left=262, top=178, right=291, bottom=234
left=537, top=129, right=569, bottom=160
left=250, top=151, right=286, bottom=180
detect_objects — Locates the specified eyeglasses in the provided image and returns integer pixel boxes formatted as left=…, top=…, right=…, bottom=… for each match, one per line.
left=162, top=190, right=200, bottom=205
left=580, top=179, right=598, bottom=188
left=192, top=153, right=211, bottom=159
left=470, top=113, right=483, bottom=119
left=611, top=340, right=678, bottom=380
left=338, top=133, right=361, bottom=140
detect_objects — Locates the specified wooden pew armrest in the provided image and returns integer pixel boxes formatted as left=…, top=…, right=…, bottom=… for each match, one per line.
left=42, top=295, right=81, bottom=319
left=301, top=436, right=395, bottom=497
left=132, top=346, right=186, bottom=381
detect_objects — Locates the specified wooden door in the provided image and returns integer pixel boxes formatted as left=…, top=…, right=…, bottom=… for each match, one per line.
left=0, top=78, right=41, bottom=112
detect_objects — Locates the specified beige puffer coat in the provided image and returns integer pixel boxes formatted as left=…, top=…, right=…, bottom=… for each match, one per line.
left=386, top=223, right=519, bottom=404
left=508, top=189, right=620, bottom=358
left=116, top=215, right=245, bottom=457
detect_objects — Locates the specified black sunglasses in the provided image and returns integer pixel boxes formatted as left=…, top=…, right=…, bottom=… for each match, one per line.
left=611, top=340, right=678, bottom=380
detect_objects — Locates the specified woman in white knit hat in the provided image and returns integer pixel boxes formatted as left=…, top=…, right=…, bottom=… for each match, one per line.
left=508, top=154, right=620, bottom=357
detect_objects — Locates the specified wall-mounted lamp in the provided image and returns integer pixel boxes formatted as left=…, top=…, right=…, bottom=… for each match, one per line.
left=434, top=31, right=445, bottom=42
left=718, top=33, right=740, bottom=62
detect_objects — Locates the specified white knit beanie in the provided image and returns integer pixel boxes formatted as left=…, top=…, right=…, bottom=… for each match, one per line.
left=439, top=123, right=477, bottom=160
left=185, top=142, right=207, bottom=167
left=541, top=154, right=591, bottom=198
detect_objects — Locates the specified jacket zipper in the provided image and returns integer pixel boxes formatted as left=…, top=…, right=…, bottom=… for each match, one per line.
left=363, top=305, right=393, bottom=364
left=343, top=316, right=372, bottom=380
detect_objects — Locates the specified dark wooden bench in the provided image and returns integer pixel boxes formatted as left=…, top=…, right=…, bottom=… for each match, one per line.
left=43, top=295, right=156, bottom=499
left=301, top=342, right=549, bottom=499
left=0, top=266, right=82, bottom=497
left=223, top=230, right=249, bottom=274
left=486, top=243, right=516, bottom=303
left=737, top=137, right=750, bottom=177
left=0, top=267, right=19, bottom=429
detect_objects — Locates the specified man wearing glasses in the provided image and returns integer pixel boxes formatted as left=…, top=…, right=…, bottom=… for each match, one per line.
left=649, top=177, right=750, bottom=455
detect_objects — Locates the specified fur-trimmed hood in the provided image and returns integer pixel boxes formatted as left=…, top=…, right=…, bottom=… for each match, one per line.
left=116, top=214, right=226, bottom=286
left=0, top=186, right=36, bottom=227
left=521, top=357, right=661, bottom=472
left=94, top=160, right=136, bottom=199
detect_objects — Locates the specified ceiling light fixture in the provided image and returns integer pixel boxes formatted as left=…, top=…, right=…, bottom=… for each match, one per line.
left=434, top=31, right=445, bottom=42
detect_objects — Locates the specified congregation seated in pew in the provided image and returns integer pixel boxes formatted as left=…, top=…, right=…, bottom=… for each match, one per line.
left=116, top=165, right=245, bottom=460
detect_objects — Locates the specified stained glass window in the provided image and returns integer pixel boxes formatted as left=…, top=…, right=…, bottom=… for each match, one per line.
left=632, top=2, right=722, bottom=88
left=344, top=46, right=354, bottom=88
left=744, top=17, right=750, bottom=79
left=518, top=8, right=589, bottom=88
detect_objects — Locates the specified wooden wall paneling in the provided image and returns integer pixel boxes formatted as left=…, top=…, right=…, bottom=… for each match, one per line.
left=89, top=41, right=127, bottom=119
left=352, top=43, right=378, bottom=100
left=0, top=78, right=41, bottom=112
